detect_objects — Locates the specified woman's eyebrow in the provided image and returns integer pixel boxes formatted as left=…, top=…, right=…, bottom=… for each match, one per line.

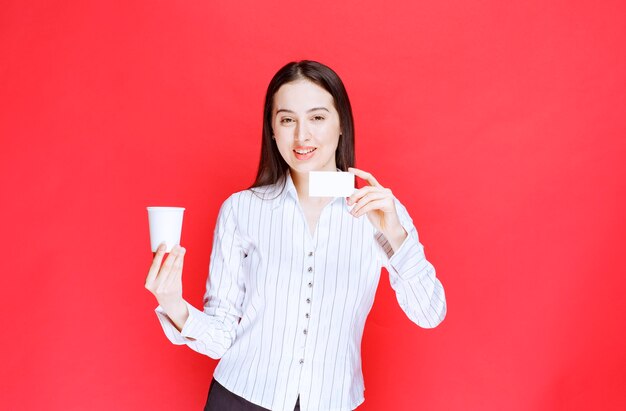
left=307, top=107, right=330, bottom=113
left=276, top=107, right=330, bottom=115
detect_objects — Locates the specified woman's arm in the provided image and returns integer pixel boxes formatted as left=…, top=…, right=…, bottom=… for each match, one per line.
left=346, top=167, right=446, bottom=329
left=376, top=198, right=447, bottom=329
left=151, top=194, right=246, bottom=358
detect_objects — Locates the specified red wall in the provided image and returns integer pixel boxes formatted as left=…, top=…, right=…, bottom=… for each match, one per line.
left=2, top=1, right=625, bottom=410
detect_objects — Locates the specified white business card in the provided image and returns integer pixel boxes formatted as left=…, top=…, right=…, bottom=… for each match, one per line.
left=309, top=171, right=355, bottom=197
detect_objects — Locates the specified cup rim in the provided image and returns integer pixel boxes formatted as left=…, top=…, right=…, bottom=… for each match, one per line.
left=147, top=206, right=185, bottom=211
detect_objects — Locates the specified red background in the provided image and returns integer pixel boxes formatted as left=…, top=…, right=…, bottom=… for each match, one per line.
left=2, top=1, right=625, bottom=410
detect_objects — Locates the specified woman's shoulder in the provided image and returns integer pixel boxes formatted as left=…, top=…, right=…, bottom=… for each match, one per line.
left=220, top=182, right=283, bottom=210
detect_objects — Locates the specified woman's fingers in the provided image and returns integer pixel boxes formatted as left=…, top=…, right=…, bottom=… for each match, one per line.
left=353, top=199, right=388, bottom=217
left=351, top=192, right=389, bottom=216
left=348, top=167, right=382, bottom=188
left=146, top=245, right=183, bottom=293
left=163, top=247, right=185, bottom=289
left=145, top=245, right=186, bottom=311
left=158, top=246, right=180, bottom=278
left=145, top=242, right=167, bottom=287
left=347, top=185, right=377, bottom=205
left=349, top=185, right=393, bottom=206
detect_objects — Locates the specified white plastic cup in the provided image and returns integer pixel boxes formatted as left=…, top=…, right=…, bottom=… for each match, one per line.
left=147, top=207, right=185, bottom=252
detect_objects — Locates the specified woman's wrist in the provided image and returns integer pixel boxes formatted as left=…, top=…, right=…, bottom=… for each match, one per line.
left=163, top=299, right=190, bottom=332
left=382, top=221, right=408, bottom=252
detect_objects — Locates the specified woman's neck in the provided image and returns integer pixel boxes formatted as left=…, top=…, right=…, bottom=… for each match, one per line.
left=290, top=168, right=332, bottom=206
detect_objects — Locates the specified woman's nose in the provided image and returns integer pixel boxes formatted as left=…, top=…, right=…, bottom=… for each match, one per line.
left=294, top=122, right=311, bottom=142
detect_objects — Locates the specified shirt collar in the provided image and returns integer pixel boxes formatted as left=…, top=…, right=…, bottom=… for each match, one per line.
left=269, top=170, right=296, bottom=209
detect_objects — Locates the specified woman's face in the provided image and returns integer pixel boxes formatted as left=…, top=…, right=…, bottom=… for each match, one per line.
left=272, top=79, right=342, bottom=176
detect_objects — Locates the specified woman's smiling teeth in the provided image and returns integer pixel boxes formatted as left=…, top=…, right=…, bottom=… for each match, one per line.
left=294, top=148, right=316, bottom=154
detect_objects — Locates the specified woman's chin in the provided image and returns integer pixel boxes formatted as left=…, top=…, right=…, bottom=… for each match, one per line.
left=288, top=164, right=315, bottom=175
left=289, top=161, right=336, bottom=175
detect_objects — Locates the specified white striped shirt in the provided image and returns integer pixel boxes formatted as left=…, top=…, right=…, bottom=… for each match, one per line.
left=155, top=171, right=446, bottom=411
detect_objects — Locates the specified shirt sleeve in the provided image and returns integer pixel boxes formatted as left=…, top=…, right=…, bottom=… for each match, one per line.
left=376, top=198, right=447, bottom=329
left=154, top=194, right=247, bottom=358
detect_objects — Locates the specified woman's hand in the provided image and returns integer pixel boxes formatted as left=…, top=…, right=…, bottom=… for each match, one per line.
left=145, top=243, right=189, bottom=330
left=347, top=167, right=408, bottom=251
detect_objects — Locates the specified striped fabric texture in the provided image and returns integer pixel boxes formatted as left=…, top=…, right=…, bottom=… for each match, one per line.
left=155, top=171, right=446, bottom=411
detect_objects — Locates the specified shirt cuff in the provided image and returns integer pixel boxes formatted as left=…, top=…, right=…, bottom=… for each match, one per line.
left=375, top=219, right=414, bottom=259
left=154, top=302, right=198, bottom=344
left=376, top=222, right=426, bottom=280
left=179, top=303, right=217, bottom=340
left=381, top=225, right=425, bottom=281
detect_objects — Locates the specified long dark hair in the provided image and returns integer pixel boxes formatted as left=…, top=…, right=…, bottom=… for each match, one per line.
left=250, top=60, right=355, bottom=189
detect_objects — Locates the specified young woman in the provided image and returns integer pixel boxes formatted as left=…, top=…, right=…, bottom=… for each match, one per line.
left=145, top=60, right=447, bottom=411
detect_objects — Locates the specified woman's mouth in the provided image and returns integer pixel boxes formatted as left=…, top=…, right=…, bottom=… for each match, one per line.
left=294, top=147, right=317, bottom=160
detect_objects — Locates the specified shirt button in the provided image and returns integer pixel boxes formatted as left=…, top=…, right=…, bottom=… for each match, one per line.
left=305, top=313, right=310, bottom=318
left=299, top=359, right=304, bottom=364
left=303, top=329, right=307, bottom=335
left=308, top=251, right=313, bottom=257
left=306, top=298, right=311, bottom=304
left=308, top=282, right=313, bottom=288
left=308, top=267, right=313, bottom=272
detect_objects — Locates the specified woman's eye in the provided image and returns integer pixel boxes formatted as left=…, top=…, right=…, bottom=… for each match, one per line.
left=280, top=117, right=294, bottom=124
left=312, top=115, right=325, bottom=121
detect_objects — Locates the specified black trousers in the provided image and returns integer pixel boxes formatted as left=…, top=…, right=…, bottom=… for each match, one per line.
left=204, top=378, right=301, bottom=411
